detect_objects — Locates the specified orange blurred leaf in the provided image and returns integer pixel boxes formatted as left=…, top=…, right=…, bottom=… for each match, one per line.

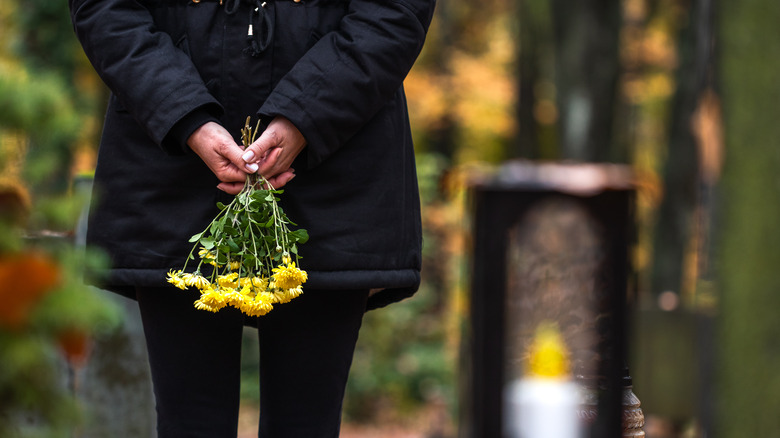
left=0, top=251, right=61, bottom=329
left=57, top=327, right=91, bottom=367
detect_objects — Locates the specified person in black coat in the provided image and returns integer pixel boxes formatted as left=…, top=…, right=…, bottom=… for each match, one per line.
left=68, top=0, right=435, bottom=436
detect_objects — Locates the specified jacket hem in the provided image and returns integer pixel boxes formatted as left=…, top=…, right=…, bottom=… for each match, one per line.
left=88, top=267, right=421, bottom=310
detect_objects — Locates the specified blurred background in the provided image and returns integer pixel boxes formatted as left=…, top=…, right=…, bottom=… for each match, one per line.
left=1, top=0, right=778, bottom=436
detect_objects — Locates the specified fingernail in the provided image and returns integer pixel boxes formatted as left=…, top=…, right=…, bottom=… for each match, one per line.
left=245, top=163, right=259, bottom=173
left=242, top=150, right=255, bottom=162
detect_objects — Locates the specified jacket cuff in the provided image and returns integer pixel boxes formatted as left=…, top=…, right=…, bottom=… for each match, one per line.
left=162, top=104, right=221, bottom=155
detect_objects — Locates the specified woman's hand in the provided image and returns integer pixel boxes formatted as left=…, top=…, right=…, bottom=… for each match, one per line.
left=187, top=121, right=253, bottom=195
left=240, top=116, right=305, bottom=189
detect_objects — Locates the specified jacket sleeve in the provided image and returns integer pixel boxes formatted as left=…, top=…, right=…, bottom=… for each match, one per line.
left=68, top=0, right=222, bottom=154
left=258, top=0, right=437, bottom=168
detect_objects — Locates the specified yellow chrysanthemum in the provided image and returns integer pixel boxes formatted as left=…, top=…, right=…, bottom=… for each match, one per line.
left=257, top=291, right=276, bottom=303
left=166, top=269, right=181, bottom=282
left=191, top=274, right=210, bottom=290
left=228, top=260, right=242, bottom=271
left=274, top=287, right=303, bottom=304
left=241, top=300, right=273, bottom=317
left=166, top=270, right=188, bottom=290
left=194, top=301, right=216, bottom=312
left=198, top=247, right=212, bottom=259
left=181, top=272, right=211, bottom=290
left=222, top=272, right=239, bottom=282
left=195, top=288, right=226, bottom=312
left=216, top=286, right=235, bottom=298
left=217, top=273, right=239, bottom=289
left=240, top=293, right=274, bottom=317
left=237, top=277, right=252, bottom=290
left=271, top=262, right=308, bottom=290
left=251, top=276, right=269, bottom=293
left=181, top=273, right=197, bottom=287
left=223, top=289, right=245, bottom=308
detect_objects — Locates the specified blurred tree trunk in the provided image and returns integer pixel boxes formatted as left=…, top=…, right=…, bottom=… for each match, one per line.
left=423, top=0, right=456, bottom=161
left=550, top=0, right=622, bottom=162
left=717, top=0, right=780, bottom=435
left=514, top=0, right=542, bottom=159
left=651, top=0, right=715, bottom=299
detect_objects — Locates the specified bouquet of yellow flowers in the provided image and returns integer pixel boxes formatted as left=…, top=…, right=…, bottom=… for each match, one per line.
left=167, top=118, right=308, bottom=316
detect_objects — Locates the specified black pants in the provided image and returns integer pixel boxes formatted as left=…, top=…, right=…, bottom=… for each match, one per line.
left=136, top=285, right=369, bottom=438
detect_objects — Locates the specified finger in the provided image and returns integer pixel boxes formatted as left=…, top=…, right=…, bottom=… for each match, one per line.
left=206, top=135, right=253, bottom=179
left=217, top=181, right=245, bottom=195
left=242, top=129, right=280, bottom=165
left=210, top=157, right=248, bottom=184
left=257, top=147, right=284, bottom=178
left=265, top=169, right=296, bottom=189
left=221, top=160, right=251, bottom=182
left=188, top=122, right=249, bottom=182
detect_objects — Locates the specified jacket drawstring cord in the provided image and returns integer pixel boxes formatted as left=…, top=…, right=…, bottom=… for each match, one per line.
left=224, top=0, right=241, bottom=14
left=244, top=1, right=274, bottom=57
left=222, top=0, right=273, bottom=57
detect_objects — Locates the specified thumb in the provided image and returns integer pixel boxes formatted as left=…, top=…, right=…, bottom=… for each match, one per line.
left=241, top=129, right=280, bottom=166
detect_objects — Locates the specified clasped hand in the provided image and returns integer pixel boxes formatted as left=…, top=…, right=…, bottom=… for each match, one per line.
left=188, top=116, right=305, bottom=195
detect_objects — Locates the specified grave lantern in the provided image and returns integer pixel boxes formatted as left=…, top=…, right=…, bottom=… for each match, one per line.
left=461, top=161, right=637, bottom=438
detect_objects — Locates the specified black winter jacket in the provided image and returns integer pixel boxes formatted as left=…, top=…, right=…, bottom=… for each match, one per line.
left=69, top=0, right=434, bottom=309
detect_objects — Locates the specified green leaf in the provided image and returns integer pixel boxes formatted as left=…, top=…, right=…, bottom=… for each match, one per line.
left=188, top=232, right=203, bottom=243
left=251, top=190, right=270, bottom=201
left=211, top=215, right=227, bottom=234
left=200, top=237, right=215, bottom=249
left=289, top=229, right=309, bottom=244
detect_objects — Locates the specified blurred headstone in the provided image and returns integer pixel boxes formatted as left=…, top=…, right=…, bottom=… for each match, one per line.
left=71, top=175, right=156, bottom=437
left=74, top=294, right=157, bottom=438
